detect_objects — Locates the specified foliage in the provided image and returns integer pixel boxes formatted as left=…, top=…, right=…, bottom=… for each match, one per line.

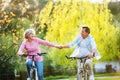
left=108, top=2, right=120, bottom=28
left=0, top=0, right=49, bottom=76
left=108, top=2, right=120, bottom=15
left=0, top=18, right=30, bottom=74
left=0, top=0, right=48, bottom=20
left=107, top=1, right=120, bottom=61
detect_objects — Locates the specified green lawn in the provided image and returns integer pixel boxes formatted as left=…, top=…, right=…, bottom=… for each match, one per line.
left=45, top=77, right=120, bottom=80
left=95, top=73, right=120, bottom=80
left=95, top=72, right=120, bottom=77
left=45, top=73, right=120, bottom=80
left=95, top=78, right=120, bottom=80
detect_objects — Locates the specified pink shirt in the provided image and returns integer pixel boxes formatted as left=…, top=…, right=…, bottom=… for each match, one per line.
left=18, top=38, right=56, bottom=62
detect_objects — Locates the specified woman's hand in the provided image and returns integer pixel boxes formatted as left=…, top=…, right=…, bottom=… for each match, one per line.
left=55, top=45, right=63, bottom=49
left=55, top=45, right=69, bottom=49
left=18, top=53, right=24, bottom=56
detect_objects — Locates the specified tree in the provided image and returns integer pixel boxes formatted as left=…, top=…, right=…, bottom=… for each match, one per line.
left=0, top=0, right=49, bottom=78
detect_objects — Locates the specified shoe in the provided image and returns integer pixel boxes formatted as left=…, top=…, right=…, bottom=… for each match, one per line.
left=27, top=78, right=31, bottom=80
left=89, top=75, right=94, bottom=80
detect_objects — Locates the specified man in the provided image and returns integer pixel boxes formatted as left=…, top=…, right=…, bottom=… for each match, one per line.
left=61, top=26, right=101, bottom=80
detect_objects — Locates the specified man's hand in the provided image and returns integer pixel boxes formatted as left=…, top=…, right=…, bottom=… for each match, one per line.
left=55, top=45, right=63, bottom=49
left=55, top=45, right=69, bottom=49
left=89, top=49, right=96, bottom=58
left=89, top=53, right=94, bottom=58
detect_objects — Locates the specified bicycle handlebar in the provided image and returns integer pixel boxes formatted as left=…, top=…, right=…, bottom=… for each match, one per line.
left=65, top=55, right=89, bottom=60
left=22, top=52, right=47, bottom=57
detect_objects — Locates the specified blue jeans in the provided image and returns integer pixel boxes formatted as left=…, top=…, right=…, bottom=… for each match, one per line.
left=26, top=59, right=44, bottom=80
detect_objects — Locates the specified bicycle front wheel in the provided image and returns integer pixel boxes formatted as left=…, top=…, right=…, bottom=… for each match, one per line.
left=84, top=71, right=89, bottom=80
left=30, top=69, right=34, bottom=80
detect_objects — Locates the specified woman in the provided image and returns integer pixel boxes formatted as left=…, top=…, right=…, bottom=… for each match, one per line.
left=18, top=29, right=60, bottom=80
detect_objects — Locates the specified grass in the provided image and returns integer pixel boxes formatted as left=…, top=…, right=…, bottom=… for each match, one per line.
left=45, top=75, right=74, bottom=80
left=95, top=72, right=120, bottom=77
left=95, top=73, right=120, bottom=80
left=45, top=73, right=120, bottom=80
left=95, top=78, right=120, bottom=80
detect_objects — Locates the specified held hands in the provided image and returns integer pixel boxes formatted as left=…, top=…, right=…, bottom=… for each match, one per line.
left=55, top=45, right=65, bottom=49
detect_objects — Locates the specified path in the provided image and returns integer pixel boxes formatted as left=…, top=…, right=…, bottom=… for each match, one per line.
left=56, top=76, right=120, bottom=80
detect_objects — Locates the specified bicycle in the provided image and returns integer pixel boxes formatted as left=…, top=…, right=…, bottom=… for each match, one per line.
left=66, top=55, right=90, bottom=80
left=22, top=52, right=47, bottom=80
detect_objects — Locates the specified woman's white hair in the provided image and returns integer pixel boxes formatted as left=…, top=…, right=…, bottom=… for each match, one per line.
left=24, top=29, right=36, bottom=39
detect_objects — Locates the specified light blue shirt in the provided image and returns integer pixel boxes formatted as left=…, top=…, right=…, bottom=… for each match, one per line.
left=69, top=35, right=101, bottom=60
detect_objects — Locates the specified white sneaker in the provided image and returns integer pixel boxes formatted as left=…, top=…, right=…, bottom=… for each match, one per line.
left=27, top=78, right=31, bottom=80
left=89, top=75, right=94, bottom=80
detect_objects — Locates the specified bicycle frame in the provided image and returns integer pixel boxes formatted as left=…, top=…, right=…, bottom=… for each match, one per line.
left=66, top=56, right=90, bottom=80
left=22, top=52, right=47, bottom=80
left=30, top=55, right=38, bottom=80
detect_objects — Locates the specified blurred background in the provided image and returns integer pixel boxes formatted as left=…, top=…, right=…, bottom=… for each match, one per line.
left=0, top=0, right=120, bottom=80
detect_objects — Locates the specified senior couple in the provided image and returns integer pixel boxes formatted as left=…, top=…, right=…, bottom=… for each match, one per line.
left=18, top=26, right=101, bottom=80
